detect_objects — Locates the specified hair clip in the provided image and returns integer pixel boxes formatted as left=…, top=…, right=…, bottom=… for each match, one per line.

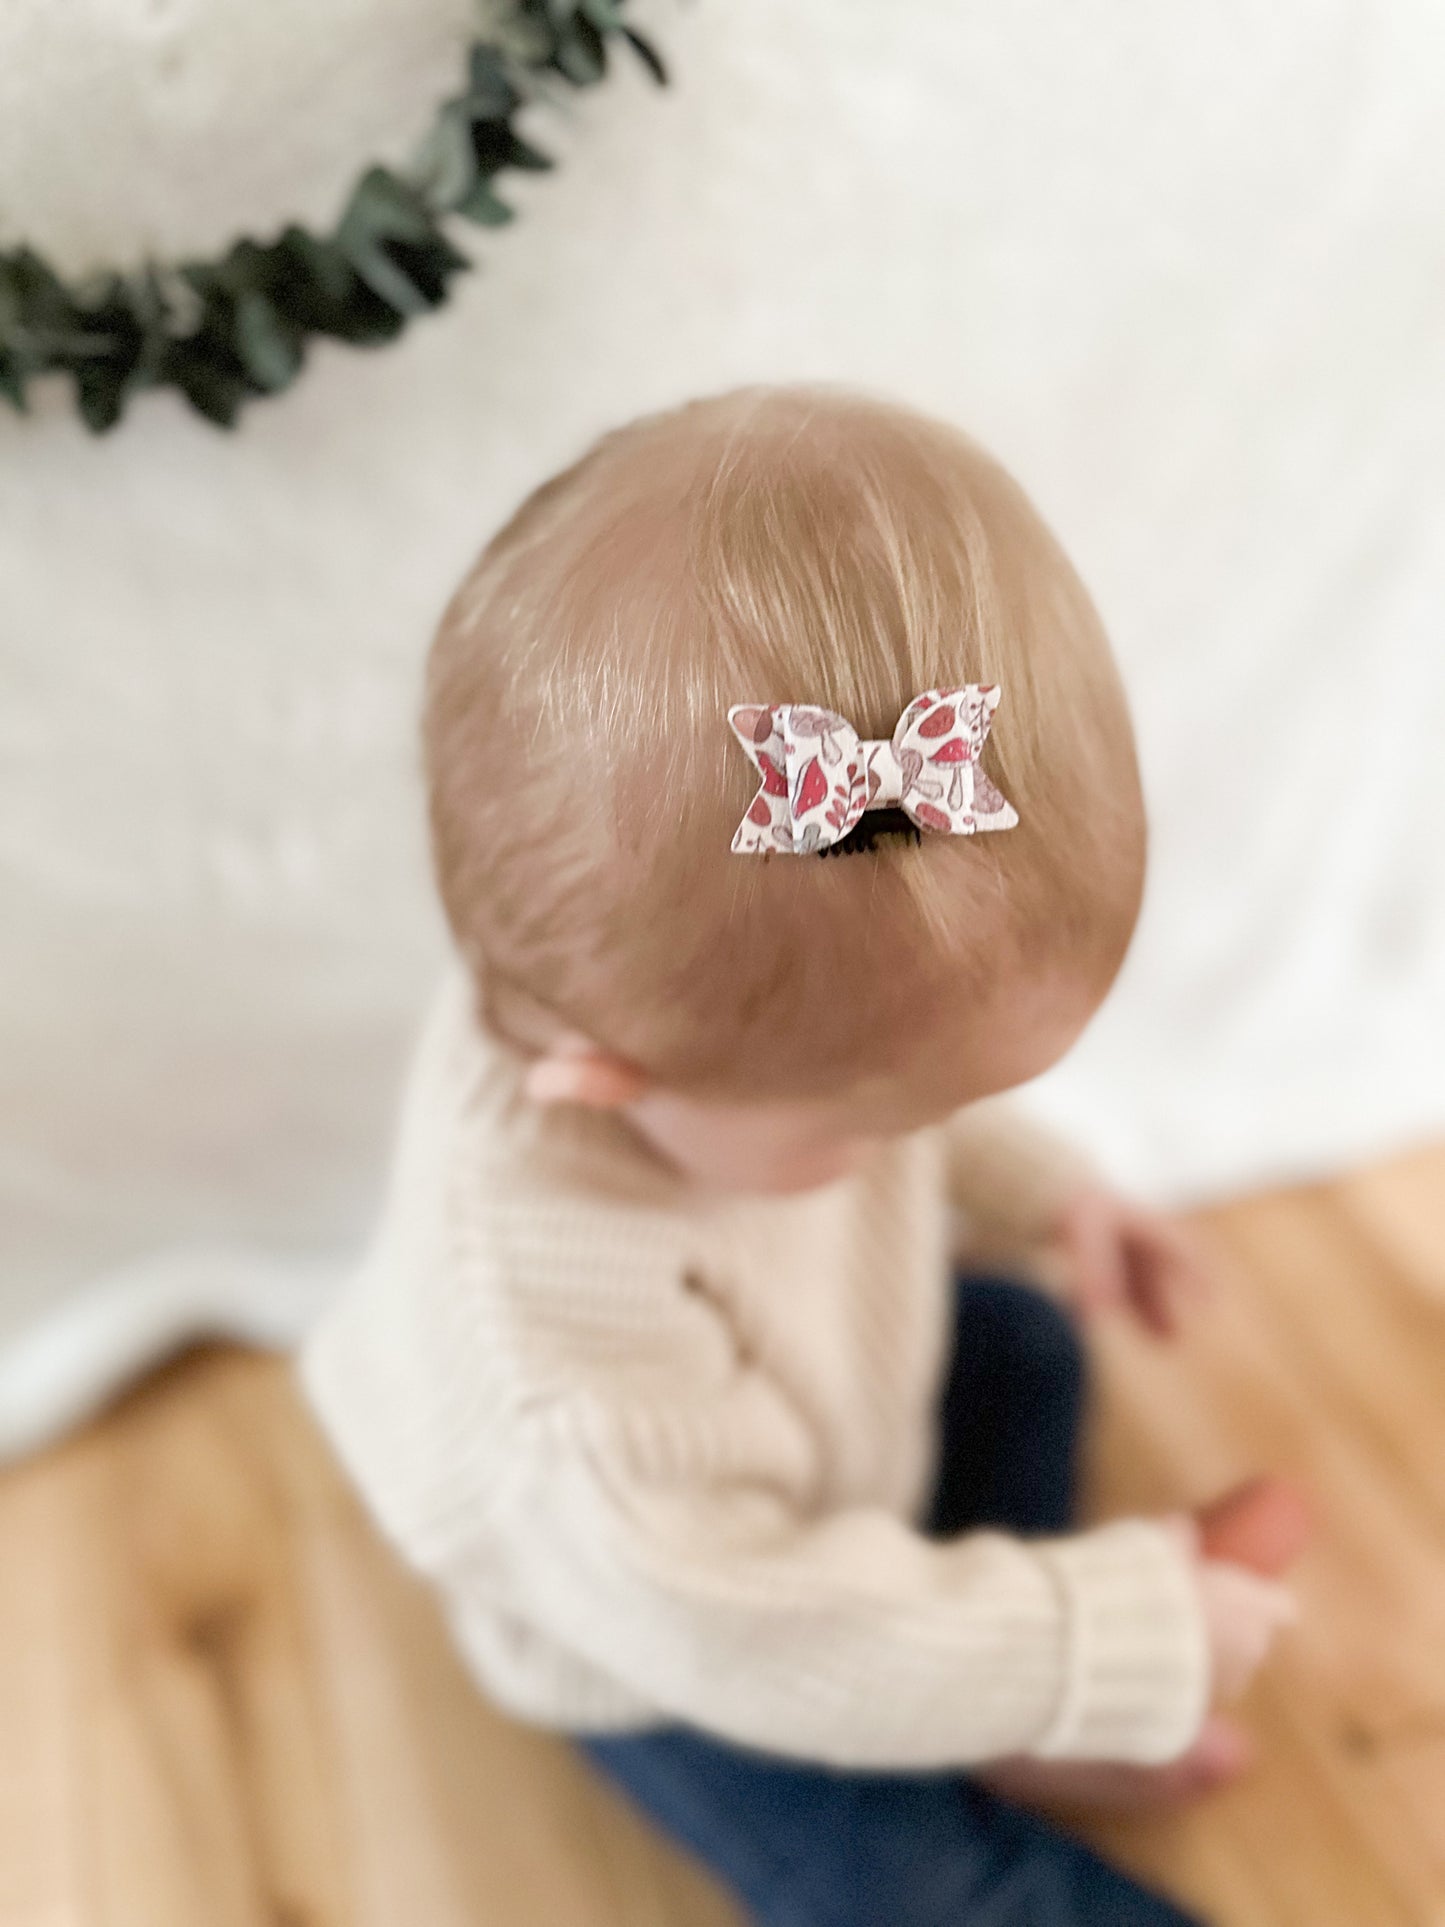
left=727, top=687, right=1019, bottom=856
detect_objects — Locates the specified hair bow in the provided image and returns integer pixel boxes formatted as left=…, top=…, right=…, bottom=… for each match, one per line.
left=727, top=686, right=1018, bottom=856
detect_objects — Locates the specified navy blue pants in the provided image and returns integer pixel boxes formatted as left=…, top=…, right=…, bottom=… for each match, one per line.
left=582, top=1276, right=1204, bottom=1927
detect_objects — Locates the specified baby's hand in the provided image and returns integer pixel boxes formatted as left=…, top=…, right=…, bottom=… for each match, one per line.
left=1053, top=1186, right=1211, bottom=1337
left=1196, top=1555, right=1298, bottom=1700
left=1164, top=1476, right=1309, bottom=1703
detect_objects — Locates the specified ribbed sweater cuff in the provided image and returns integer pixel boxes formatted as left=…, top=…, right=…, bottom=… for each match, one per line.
left=1032, top=1520, right=1210, bottom=1763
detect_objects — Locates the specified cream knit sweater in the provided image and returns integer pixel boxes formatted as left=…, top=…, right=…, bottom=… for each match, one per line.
left=302, top=975, right=1209, bottom=1768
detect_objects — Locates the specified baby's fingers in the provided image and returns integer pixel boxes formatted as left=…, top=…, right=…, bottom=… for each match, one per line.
left=1055, top=1190, right=1129, bottom=1314
left=1124, top=1215, right=1212, bottom=1337
left=1199, top=1561, right=1299, bottom=1700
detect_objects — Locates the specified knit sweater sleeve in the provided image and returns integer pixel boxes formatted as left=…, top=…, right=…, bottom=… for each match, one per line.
left=482, top=1372, right=1210, bottom=1770
left=943, top=1098, right=1099, bottom=1261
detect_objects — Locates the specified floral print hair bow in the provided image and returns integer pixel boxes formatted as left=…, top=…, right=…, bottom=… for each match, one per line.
left=728, top=686, right=1019, bottom=856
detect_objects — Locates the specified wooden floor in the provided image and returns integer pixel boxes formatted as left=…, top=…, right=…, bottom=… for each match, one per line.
left=2, top=1145, right=1443, bottom=1927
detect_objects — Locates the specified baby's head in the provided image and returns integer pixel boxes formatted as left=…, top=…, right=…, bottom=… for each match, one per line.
left=426, top=387, right=1144, bottom=1191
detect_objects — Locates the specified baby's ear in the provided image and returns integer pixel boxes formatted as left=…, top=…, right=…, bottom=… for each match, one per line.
left=524, top=1040, right=648, bottom=1109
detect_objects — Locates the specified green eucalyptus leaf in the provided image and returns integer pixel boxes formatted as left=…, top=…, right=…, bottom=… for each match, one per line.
left=348, top=252, right=432, bottom=317
left=235, top=290, right=304, bottom=389
left=0, top=270, right=21, bottom=338
left=556, top=23, right=606, bottom=85
left=336, top=169, right=446, bottom=312
left=340, top=167, right=438, bottom=248
left=503, top=128, right=554, bottom=171
left=412, top=103, right=480, bottom=208
left=8, top=248, right=68, bottom=314
left=469, top=119, right=553, bottom=176
left=384, top=231, right=472, bottom=307
left=126, top=268, right=167, bottom=327
left=163, top=337, right=253, bottom=427
left=64, top=282, right=147, bottom=389
left=456, top=179, right=515, bottom=226
left=75, top=360, right=132, bottom=433
left=275, top=227, right=410, bottom=347
left=579, top=0, right=627, bottom=33
left=2, top=249, right=77, bottom=371
left=621, top=26, right=667, bottom=85
left=274, top=227, right=357, bottom=318
left=466, top=45, right=522, bottom=117
left=213, top=237, right=274, bottom=300
left=489, top=11, right=556, bottom=66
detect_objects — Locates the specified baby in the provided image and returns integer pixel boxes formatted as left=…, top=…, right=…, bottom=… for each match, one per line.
left=304, top=388, right=1300, bottom=1926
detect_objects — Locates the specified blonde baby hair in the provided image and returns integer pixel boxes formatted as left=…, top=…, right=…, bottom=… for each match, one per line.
left=425, top=386, right=1145, bottom=1104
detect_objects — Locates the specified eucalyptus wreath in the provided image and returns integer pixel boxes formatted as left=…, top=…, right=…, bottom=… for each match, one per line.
left=0, top=0, right=665, bottom=432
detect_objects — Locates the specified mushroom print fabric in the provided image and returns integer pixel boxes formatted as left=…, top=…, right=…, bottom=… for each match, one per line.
left=727, top=686, right=1019, bottom=855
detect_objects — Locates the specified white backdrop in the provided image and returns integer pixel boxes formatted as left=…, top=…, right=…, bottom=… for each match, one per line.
left=2, top=0, right=1443, bottom=1448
